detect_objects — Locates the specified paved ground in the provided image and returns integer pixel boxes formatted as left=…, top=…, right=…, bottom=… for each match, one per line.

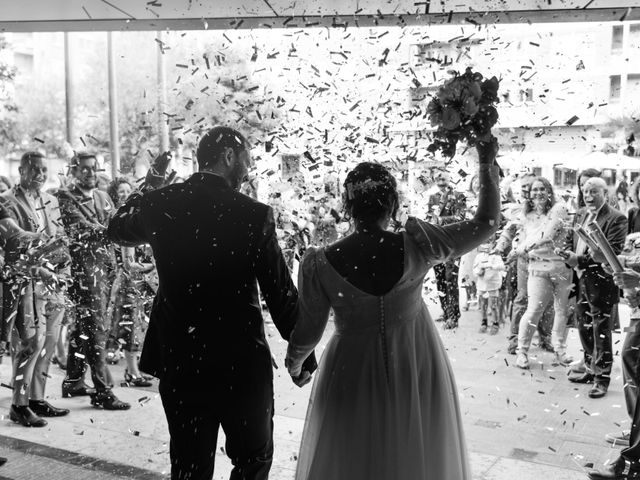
left=0, top=281, right=632, bottom=480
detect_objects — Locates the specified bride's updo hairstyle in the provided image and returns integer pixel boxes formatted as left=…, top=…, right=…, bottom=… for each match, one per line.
left=343, top=162, right=399, bottom=225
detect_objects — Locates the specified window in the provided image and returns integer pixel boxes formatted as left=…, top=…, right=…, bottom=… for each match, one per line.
left=630, top=24, right=640, bottom=50
left=612, top=25, right=624, bottom=53
left=564, top=169, right=577, bottom=187
left=610, top=75, right=622, bottom=102
left=627, top=74, right=640, bottom=102
left=554, top=168, right=562, bottom=186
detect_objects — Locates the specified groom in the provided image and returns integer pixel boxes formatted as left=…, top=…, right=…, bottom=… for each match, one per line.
left=107, top=126, right=315, bottom=480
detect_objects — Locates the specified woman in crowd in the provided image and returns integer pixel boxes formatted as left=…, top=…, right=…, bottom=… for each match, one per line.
left=515, top=177, right=572, bottom=369
left=628, top=176, right=640, bottom=233
left=616, top=180, right=632, bottom=215
left=107, top=177, right=155, bottom=387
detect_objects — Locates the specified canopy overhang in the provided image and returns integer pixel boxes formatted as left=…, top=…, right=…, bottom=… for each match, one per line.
left=0, top=0, right=638, bottom=32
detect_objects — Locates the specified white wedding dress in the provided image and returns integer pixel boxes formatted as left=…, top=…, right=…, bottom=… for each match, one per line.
left=287, top=221, right=486, bottom=480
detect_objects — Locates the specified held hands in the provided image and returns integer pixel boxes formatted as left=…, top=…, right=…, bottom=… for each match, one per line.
left=285, top=352, right=317, bottom=388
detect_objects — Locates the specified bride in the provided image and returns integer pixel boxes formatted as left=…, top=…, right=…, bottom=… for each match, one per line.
left=285, top=134, right=500, bottom=480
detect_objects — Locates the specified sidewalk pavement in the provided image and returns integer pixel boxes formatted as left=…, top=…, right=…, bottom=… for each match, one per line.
left=0, top=288, right=630, bottom=479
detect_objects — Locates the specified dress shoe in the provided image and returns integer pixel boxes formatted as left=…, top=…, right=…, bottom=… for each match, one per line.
left=568, top=371, right=594, bottom=383
left=605, top=431, right=630, bottom=447
left=0, top=456, right=6, bottom=466
left=588, top=458, right=640, bottom=479
left=124, top=370, right=153, bottom=388
left=9, top=405, right=47, bottom=427
left=29, top=400, right=70, bottom=417
left=90, top=391, right=131, bottom=410
left=552, top=352, right=573, bottom=367
left=62, top=381, right=96, bottom=398
left=589, top=383, right=608, bottom=399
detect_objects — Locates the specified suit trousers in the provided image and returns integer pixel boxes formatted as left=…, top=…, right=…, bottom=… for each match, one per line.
left=66, top=269, right=112, bottom=393
left=10, top=290, right=45, bottom=406
left=508, top=256, right=553, bottom=349
left=159, top=372, right=274, bottom=480
left=623, top=319, right=640, bottom=419
left=434, top=260, right=460, bottom=322
left=575, top=277, right=614, bottom=386
left=31, top=302, right=65, bottom=400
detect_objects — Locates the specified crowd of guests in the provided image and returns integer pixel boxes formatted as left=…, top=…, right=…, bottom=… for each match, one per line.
left=2, top=145, right=640, bottom=478
left=0, top=151, right=158, bottom=428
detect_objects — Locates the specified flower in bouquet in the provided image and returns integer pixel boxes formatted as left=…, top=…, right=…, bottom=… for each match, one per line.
left=427, top=67, right=500, bottom=158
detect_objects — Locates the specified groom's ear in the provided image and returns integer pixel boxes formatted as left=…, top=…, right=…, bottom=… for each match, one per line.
left=222, top=147, right=235, bottom=167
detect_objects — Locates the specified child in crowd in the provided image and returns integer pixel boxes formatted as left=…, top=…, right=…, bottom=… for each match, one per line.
left=473, top=237, right=506, bottom=334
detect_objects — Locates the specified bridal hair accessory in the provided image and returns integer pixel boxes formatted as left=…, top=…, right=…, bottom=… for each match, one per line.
left=345, top=177, right=393, bottom=201
left=427, top=67, right=500, bottom=158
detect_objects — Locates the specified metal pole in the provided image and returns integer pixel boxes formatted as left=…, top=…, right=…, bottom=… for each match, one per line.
left=107, top=31, right=120, bottom=177
left=63, top=32, right=75, bottom=144
left=157, top=31, right=169, bottom=152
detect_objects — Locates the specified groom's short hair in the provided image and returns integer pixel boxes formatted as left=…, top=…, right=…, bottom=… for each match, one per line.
left=197, top=126, right=248, bottom=170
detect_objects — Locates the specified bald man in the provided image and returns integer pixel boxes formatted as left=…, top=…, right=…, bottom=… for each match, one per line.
left=563, top=177, right=626, bottom=399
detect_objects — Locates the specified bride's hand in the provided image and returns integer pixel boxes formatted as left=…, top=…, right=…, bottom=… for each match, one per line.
left=285, top=355, right=312, bottom=387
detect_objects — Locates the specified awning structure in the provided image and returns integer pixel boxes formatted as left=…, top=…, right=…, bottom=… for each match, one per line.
left=561, top=151, right=640, bottom=170
left=0, top=0, right=638, bottom=32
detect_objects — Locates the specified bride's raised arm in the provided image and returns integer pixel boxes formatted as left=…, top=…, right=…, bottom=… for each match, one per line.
left=406, top=137, right=501, bottom=263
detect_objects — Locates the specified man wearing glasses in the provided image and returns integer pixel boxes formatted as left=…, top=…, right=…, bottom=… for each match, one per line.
left=56, top=152, right=129, bottom=410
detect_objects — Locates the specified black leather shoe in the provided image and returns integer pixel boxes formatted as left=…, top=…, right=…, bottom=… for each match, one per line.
left=29, top=400, right=70, bottom=417
left=588, top=458, right=640, bottom=479
left=90, top=392, right=131, bottom=410
left=589, top=383, right=609, bottom=399
left=62, top=381, right=96, bottom=398
left=9, top=405, right=47, bottom=427
left=0, top=456, right=6, bottom=466
left=568, top=372, right=594, bottom=383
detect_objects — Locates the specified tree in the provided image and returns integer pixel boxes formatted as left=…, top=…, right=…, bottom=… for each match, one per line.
left=0, top=34, right=18, bottom=154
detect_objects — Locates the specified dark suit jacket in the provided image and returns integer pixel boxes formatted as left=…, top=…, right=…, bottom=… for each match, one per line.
left=107, top=173, right=300, bottom=385
left=571, top=204, right=627, bottom=307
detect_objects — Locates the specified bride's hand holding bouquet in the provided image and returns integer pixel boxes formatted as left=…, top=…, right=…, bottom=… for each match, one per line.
left=427, top=67, right=500, bottom=162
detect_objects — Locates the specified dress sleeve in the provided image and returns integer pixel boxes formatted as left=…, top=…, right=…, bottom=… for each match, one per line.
left=405, top=163, right=501, bottom=265
left=286, top=248, right=331, bottom=376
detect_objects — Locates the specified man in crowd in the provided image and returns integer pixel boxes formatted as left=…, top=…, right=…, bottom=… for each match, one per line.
left=564, top=177, right=626, bottom=399
left=494, top=172, right=554, bottom=354
left=56, top=151, right=129, bottom=410
left=588, top=266, right=640, bottom=479
left=1, top=151, right=70, bottom=426
left=428, top=171, right=466, bottom=329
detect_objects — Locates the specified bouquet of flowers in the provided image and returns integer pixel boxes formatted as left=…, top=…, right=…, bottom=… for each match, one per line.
left=426, top=67, right=500, bottom=158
